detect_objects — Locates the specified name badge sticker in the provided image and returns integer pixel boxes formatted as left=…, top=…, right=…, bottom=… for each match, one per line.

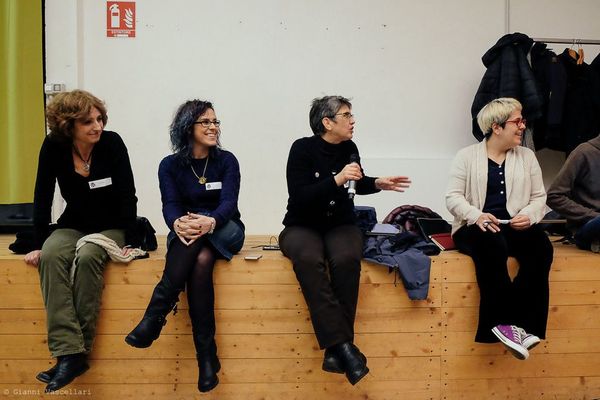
left=205, top=182, right=222, bottom=191
left=89, top=177, right=112, bottom=189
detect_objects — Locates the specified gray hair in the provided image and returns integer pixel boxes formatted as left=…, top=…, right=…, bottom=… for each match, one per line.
left=309, top=95, right=352, bottom=135
left=477, top=97, right=522, bottom=139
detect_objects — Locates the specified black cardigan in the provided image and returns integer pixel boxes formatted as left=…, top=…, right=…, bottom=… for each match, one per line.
left=32, top=130, right=138, bottom=248
left=282, top=135, right=379, bottom=231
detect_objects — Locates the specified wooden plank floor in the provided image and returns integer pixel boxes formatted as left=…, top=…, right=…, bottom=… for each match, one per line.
left=1, top=235, right=599, bottom=399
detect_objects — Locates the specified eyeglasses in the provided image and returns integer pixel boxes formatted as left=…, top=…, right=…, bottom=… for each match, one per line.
left=330, top=112, right=355, bottom=120
left=505, top=118, right=526, bottom=126
left=194, top=119, right=221, bottom=128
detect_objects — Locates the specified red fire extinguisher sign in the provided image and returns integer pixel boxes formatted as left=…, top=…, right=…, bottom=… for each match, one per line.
left=106, top=2, right=136, bottom=38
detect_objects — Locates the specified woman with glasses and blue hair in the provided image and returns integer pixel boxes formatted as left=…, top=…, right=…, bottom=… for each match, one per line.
left=279, top=95, right=411, bottom=385
left=125, top=100, right=244, bottom=393
left=446, top=97, right=553, bottom=361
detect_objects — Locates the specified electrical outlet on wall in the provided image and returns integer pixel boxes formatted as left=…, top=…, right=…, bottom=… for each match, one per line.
left=44, top=83, right=66, bottom=94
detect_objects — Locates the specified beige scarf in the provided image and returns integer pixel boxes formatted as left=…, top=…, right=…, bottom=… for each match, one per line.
left=70, top=233, right=147, bottom=283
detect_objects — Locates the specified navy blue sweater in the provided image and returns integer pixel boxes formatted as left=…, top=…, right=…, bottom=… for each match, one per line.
left=158, top=149, right=242, bottom=231
left=282, top=135, right=379, bottom=231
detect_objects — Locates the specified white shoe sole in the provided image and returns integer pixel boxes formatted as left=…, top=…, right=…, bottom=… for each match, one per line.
left=492, top=327, right=529, bottom=360
left=522, top=336, right=541, bottom=350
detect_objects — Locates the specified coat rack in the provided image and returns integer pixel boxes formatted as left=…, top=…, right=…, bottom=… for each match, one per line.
left=532, top=37, right=600, bottom=45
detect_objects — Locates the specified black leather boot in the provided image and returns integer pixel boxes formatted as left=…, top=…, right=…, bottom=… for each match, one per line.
left=45, top=353, right=89, bottom=393
left=322, top=347, right=344, bottom=373
left=195, top=335, right=221, bottom=392
left=125, top=275, right=182, bottom=348
left=322, top=346, right=366, bottom=374
left=36, top=362, right=58, bottom=383
left=332, top=342, right=369, bottom=385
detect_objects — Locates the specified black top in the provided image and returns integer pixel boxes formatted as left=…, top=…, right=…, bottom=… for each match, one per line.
left=282, top=135, right=379, bottom=231
left=32, top=130, right=138, bottom=249
left=158, top=150, right=242, bottom=231
left=482, top=158, right=511, bottom=220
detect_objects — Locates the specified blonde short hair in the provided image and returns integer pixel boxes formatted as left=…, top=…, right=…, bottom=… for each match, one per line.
left=477, top=98, right=522, bottom=139
left=46, top=90, right=108, bottom=141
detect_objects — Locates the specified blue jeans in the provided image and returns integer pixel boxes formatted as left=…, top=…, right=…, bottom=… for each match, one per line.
left=574, top=215, right=600, bottom=250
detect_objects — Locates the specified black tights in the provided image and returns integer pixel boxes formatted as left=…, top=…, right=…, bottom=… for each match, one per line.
left=164, top=237, right=217, bottom=337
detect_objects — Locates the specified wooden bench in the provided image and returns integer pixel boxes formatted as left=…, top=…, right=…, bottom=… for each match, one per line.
left=1, top=235, right=599, bottom=399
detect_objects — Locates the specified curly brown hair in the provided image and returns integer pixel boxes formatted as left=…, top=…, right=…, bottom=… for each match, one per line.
left=46, top=90, right=108, bottom=141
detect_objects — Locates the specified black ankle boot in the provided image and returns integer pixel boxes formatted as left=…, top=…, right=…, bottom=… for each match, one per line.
left=125, top=276, right=182, bottom=348
left=36, top=362, right=58, bottom=383
left=332, top=342, right=369, bottom=385
left=45, top=353, right=89, bottom=393
left=195, top=335, right=221, bottom=392
left=322, top=346, right=367, bottom=374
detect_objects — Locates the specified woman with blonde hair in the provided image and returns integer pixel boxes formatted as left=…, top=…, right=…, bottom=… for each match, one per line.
left=446, top=97, right=553, bottom=360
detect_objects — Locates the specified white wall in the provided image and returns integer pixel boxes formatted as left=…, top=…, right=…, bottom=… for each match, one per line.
left=44, top=0, right=600, bottom=234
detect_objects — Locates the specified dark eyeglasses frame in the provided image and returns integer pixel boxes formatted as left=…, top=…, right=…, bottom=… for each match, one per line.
left=194, top=120, right=221, bottom=128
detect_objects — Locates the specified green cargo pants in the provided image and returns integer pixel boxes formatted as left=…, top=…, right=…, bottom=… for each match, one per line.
left=38, top=228, right=124, bottom=357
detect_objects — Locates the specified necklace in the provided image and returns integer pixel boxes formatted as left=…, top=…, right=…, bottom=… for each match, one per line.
left=190, top=155, right=209, bottom=184
left=73, top=145, right=92, bottom=172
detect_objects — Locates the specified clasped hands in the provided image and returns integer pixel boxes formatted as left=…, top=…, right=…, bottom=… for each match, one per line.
left=335, top=162, right=411, bottom=192
left=174, top=212, right=216, bottom=246
left=475, top=213, right=531, bottom=232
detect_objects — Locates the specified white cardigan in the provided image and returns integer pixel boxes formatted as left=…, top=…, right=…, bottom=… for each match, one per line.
left=445, top=141, right=547, bottom=234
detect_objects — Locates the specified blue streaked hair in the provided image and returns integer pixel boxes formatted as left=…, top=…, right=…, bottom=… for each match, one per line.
left=169, top=99, right=221, bottom=163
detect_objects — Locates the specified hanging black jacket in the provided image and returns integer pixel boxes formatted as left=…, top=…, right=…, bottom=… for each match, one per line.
left=558, top=49, right=600, bottom=154
left=592, top=52, right=600, bottom=77
left=471, top=33, right=543, bottom=141
left=529, top=42, right=568, bottom=150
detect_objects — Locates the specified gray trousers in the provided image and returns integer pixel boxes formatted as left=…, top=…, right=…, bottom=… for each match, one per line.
left=38, top=228, right=125, bottom=357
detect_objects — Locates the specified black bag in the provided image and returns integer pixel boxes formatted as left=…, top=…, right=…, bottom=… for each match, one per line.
left=9, top=230, right=36, bottom=254
left=354, top=206, right=378, bottom=234
left=8, top=224, right=58, bottom=254
left=136, top=216, right=158, bottom=251
left=382, top=204, right=444, bottom=242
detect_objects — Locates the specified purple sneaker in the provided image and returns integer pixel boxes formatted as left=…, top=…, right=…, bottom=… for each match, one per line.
left=518, top=328, right=541, bottom=350
left=492, top=325, right=529, bottom=360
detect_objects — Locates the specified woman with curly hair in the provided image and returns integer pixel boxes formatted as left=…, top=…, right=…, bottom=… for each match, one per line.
left=125, top=100, right=244, bottom=393
left=24, top=90, right=138, bottom=392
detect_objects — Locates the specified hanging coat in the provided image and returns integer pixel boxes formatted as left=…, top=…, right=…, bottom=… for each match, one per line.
left=471, top=32, right=543, bottom=141
left=529, top=42, right=568, bottom=151
left=557, top=49, right=600, bottom=154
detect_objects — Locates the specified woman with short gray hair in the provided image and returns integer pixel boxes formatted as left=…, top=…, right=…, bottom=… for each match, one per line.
left=280, top=95, right=411, bottom=385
